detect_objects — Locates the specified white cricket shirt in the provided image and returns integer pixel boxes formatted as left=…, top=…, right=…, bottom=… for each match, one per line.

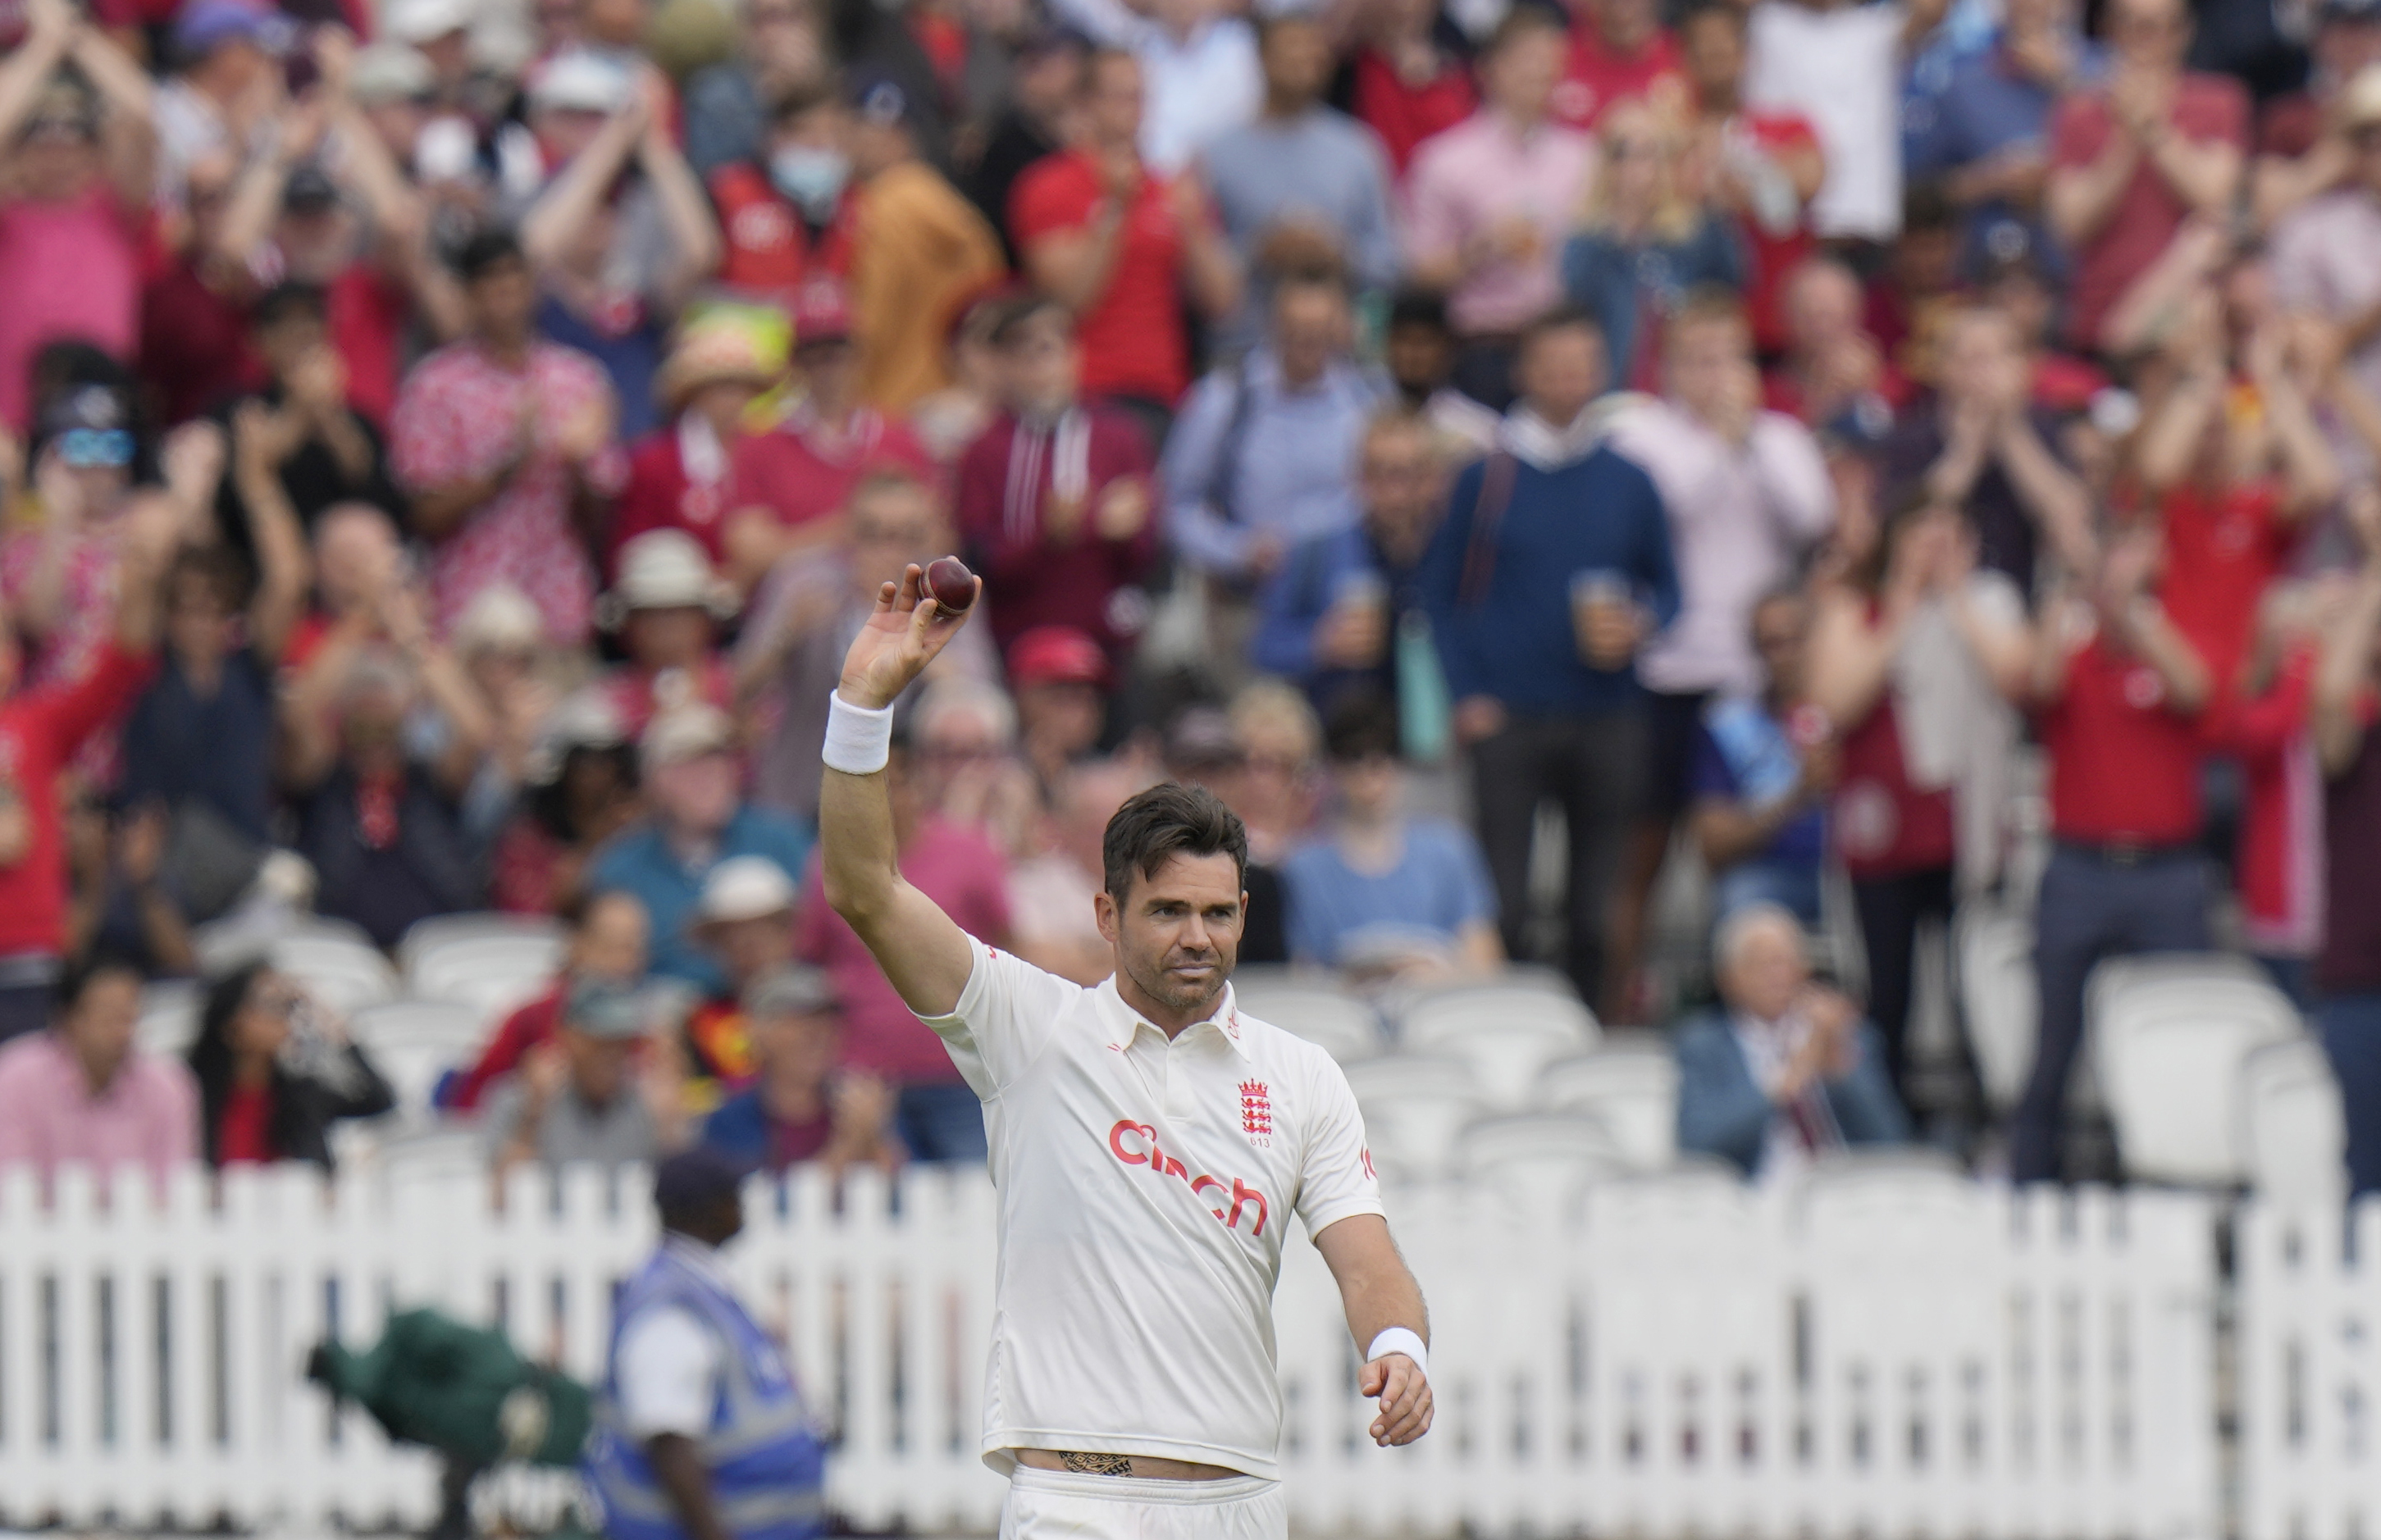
left=919, top=938, right=1385, bottom=1478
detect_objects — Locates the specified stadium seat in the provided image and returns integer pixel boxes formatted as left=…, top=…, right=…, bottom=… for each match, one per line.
left=372, top=1128, right=490, bottom=1188
left=1397, top=981, right=1598, bottom=1109
left=1342, top=1055, right=1490, bottom=1182
left=1228, top=976, right=1380, bottom=1064
left=135, top=980, right=201, bottom=1059
left=1955, top=903, right=2036, bottom=1111
left=2239, top=1036, right=2347, bottom=1207
left=404, top=917, right=565, bottom=1022
left=1537, top=1034, right=1679, bottom=1172
left=267, top=927, right=399, bottom=1016
left=349, top=1000, right=487, bottom=1124
left=1454, top=1114, right=1624, bottom=1217
left=2090, top=957, right=2300, bottom=1186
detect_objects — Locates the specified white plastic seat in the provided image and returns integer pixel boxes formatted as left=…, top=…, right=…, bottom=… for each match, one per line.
left=1538, top=1037, right=1679, bottom=1171
left=1342, top=1056, right=1490, bottom=1181
left=135, top=980, right=202, bottom=1058
left=349, top=1000, right=490, bottom=1123
left=1454, top=1113, right=1624, bottom=1218
left=2239, top=1035, right=2347, bottom=1207
left=1397, top=982, right=1598, bottom=1109
left=271, top=929, right=399, bottom=1015
left=2090, top=957, right=2301, bottom=1186
left=404, top=918, right=565, bottom=1021
left=1229, top=979, right=1380, bottom=1064
left=374, top=1128, right=490, bottom=1188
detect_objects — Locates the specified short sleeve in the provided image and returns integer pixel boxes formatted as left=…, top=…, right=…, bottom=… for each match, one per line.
left=1009, top=158, right=1096, bottom=252
left=1292, top=1050, right=1385, bottom=1237
left=614, top=1305, right=722, bottom=1439
left=390, top=362, right=466, bottom=493
left=910, top=935, right=1083, bottom=1099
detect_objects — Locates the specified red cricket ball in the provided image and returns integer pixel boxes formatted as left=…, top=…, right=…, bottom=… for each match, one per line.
left=925, top=556, right=977, bottom=614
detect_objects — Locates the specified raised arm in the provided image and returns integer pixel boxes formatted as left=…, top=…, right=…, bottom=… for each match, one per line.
left=521, top=100, right=645, bottom=275
left=229, top=404, right=314, bottom=665
left=818, top=564, right=983, bottom=1016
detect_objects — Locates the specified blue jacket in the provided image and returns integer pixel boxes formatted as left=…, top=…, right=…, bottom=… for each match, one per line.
left=1673, top=1009, right=1909, bottom=1178
left=587, top=809, right=814, bottom=995
left=1417, top=444, right=1680, bottom=715
left=587, top=1242, right=826, bottom=1540
left=1559, top=216, right=1745, bottom=385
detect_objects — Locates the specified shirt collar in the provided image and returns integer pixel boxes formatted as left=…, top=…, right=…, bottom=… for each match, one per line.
left=1498, top=403, right=1608, bottom=471
left=1094, top=975, right=1255, bottom=1061
left=661, top=1230, right=737, bottom=1292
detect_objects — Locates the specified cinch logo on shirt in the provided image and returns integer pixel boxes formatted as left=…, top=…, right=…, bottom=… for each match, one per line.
left=1107, top=1120, right=1270, bottom=1237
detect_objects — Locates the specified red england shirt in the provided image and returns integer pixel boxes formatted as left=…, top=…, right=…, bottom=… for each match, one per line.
left=2157, top=479, right=2296, bottom=693
left=1551, top=26, right=1685, bottom=130
left=2037, top=621, right=2205, bottom=846
left=1009, top=150, right=1190, bottom=405
left=730, top=401, right=937, bottom=533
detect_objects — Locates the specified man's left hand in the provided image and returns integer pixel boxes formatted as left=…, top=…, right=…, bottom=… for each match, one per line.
left=1360, top=1353, right=1434, bottom=1447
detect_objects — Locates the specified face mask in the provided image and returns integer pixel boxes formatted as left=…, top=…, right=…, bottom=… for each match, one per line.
left=770, top=146, right=850, bottom=215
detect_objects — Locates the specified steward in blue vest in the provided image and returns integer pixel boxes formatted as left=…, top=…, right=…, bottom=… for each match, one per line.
left=587, top=1149, right=828, bottom=1540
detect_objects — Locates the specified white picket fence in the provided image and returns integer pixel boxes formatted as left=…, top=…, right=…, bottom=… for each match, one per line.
left=0, top=1160, right=2240, bottom=1537
left=2236, top=1200, right=2381, bottom=1540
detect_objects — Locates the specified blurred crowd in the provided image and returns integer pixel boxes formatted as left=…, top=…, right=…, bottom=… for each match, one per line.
left=0, top=0, right=2378, bottom=1196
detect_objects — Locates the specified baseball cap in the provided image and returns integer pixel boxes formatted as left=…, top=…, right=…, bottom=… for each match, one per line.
left=606, top=531, right=732, bottom=620
left=791, top=276, right=854, bottom=346
left=743, top=964, right=840, bottom=1019
left=849, top=72, right=914, bottom=128
left=641, top=701, right=735, bottom=771
left=529, top=48, right=632, bottom=115
left=174, top=0, right=285, bottom=57
left=564, top=979, right=651, bottom=1040
left=385, top=0, right=472, bottom=42
left=1007, top=625, right=1109, bottom=688
left=694, top=854, right=796, bottom=926
left=451, top=581, right=543, bottom=657
left=348, top=43, right=436, bottom=104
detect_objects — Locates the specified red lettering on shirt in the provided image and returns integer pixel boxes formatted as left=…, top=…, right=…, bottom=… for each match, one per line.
left=1105, top=1119, right=1270, bottom=1238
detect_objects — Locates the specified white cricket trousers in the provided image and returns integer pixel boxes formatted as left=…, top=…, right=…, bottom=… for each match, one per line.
left=997, top=1465, right=1287, bottom=1539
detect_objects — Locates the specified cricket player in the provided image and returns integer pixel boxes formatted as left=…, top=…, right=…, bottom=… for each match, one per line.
left=818, top=566, right=1434, bottom=1537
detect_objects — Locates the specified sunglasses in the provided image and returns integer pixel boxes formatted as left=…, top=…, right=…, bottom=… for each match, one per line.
left=57, top=429, right=134, bottom=469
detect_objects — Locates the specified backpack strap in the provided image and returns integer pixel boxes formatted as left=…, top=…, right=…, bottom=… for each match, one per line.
left=1457, top=452, right=1519, bottom=608
left=1202, top=355, right=1263, bottom=531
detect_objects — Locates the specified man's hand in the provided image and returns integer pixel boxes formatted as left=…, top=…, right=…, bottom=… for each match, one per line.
left=1360, top=1353, right=1434, bottom=1447
left=837, top=563, right=979, bottom=711
left=1316, top=599, right=1389, bottom=669
left=1453, top=695, right=1507, bottom=745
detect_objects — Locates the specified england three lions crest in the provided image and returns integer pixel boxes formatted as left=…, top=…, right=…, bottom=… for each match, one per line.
left=1238, top=1081, right=1273, bottom=1148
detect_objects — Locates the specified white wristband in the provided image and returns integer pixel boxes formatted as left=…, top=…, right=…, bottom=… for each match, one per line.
left=1366, top=1327, right=1428, bottom=1378
left=822, top=690, right=895, bottom=776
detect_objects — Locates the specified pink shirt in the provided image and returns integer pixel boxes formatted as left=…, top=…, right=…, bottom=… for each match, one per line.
left=795, top=818, right=1014, bottom=1087
left=0, top=1031, right=199, bottom=1191
left=390, top=339, right=629, bottom=645
left=1403, top=112, right=1596, bottom=335
left=0, top=189, right=142, bottom=431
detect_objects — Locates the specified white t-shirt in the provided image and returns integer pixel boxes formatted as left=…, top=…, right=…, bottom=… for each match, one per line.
left=1745, top=1, right=1906, bottom=240
left=613, top=1237, right=731, bottom=1440
left=919, top=938, right=1385, bottom=1478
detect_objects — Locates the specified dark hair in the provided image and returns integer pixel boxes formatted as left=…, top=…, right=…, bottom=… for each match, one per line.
left=1677, top=0, right=1745, bottom=35
left=1324, top=690, right=1401, bottom=763
left=166, top=541, right=252, bottom=616
left=562, top=885, right=645, bottom=932
left=453, top=229, right=527, bottom=281
left=1851, top=481, right=1941, bottom=594
left=1102, top=781, right=1249, bottom=900
left=531, top=741, right=641, bottom=843
left=188, top=961, right=272, bottom=1168
left=1517, top=303, right=1604, bottom=359
left=1902, top=180, right=1956, bottom=235
left=252, top=281, right=330, bottom=331
left=1386, top=288, right=1453, bottom=336
left=769, top=76, right=842, bottom=124
left=1482, top=3, right=1565, bottom=56
left=26, top=343, right=157, bottom=485
left=991, top=292, right=1072, bottom=349
left=55, top=947, right=144, bottom=1014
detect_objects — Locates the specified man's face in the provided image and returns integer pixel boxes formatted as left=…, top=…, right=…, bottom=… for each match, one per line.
left=649, top=750, right=740, bottom=836
left=563, top=1027, right=636, bottom=1103
left=1384, top=321, right=1453, bottom=395
left=68, top=973, right=142, bottom=1087
left=751, top=1007, right=839, bottom=1086
left=1261, top=17, right=1333, bottom=105
left=846, top=488, right=939, bottom=594
left=1274, top=286, right=1347, bottom=383
left=575, top=895, right=650, bottom=982
left=1679, top=11, right=1744, bottom=103
left=256, top=306, right=329, bottom=380
left=1589, top=0, right=1658, bottom=52
left=1482, top=26, right=1564, bottom=122
left=11, top=114, right=102, bottom=203
left=166, top=570, right=235, bottom=667
left=1941, top=310, right=2019, bottom=404
left=1017, top=679, right=1105, bottom=756
left=1664, top=316, right=1748, bottom=417
left=1017, top=45, right=1087, bottom=119
left=2107, top=0, right=2189, bottom=68
left=1002, top=312, right=1079, bottom=412
left=1786, top=263, right=1861, bottom=348
left=1331, top=754, right=1401, bottom=822
left=1095, top=851, right=1246, bottom=1019
left=315, top=506, right=400, bottom=611
left=1360, top=427, right=1441, bottom=549
left=1517, top=325, right=1608, bottom=426
left=624, top=605, right=714, bottom=671
left=796, top=336, right=858, bottom=406
left=2319, top=15, right=2381, bottom=82
left=1087, top=55, right=1145, bottom=146
left=469, top=256, right=538, bottom=340
left=709, top=911, right=791, bottom=986
left=1720, top=918, right=1809, bottom=1023
left=535, top=104, right=612, bottom=166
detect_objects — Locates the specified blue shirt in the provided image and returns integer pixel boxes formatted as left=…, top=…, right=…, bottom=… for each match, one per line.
left=538, top=294, right=668, bottom=440
left=1161, top=349, right=1386, bottom=578
left=1903, top=38, right=2103, bottom=273
left=1418, top=444, right=1681, bottom=715
left=587, top=808, right=815, bottom=994
left=118, top=648, right=276, bottom=845
left=1558, top=216, right=1745, bottom=385
left=1281, top=818, right=1498, bottom=968
left=1690, top=699, right=1826, bottom=869
left=1199, top=108, right=1400, bottom=345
